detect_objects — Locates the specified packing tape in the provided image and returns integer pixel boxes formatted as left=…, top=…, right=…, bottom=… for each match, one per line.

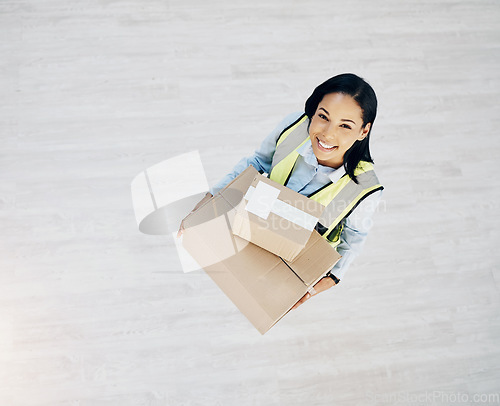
left=244, top=181, right=280, bottom=220
left=243, top=183, right=318, bottom=231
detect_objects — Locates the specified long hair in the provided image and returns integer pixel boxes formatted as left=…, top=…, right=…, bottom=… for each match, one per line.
left=304, top=73, right=378, bottom=183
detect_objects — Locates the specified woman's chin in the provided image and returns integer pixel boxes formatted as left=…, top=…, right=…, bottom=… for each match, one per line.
left=315, top=152, right=343, bottom=168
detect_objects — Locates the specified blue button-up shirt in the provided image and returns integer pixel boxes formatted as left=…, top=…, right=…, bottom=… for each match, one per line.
left=210, top=112, right=383, bottom=280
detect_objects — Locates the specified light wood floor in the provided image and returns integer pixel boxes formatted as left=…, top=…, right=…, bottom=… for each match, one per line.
left=1, top=0, right=500, bottom=405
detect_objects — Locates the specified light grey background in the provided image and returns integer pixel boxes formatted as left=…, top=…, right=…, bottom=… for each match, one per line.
left=1, top=0, right=500, bottom=405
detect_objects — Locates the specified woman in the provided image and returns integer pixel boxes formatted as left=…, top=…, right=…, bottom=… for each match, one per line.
left=179, top=73, right=384, bottom=309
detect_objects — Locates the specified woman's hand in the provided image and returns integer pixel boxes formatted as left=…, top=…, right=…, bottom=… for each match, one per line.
left=177, top=192, right=213, bottom=238
left=291, top=276, right=336, bottom=310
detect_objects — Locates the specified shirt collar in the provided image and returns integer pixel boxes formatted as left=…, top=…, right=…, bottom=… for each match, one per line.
left=297, top=139, right=346, bottom=183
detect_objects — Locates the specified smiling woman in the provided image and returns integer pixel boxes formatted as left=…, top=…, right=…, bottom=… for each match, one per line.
left=304, top=73, right=378, bottom=182
left=309, top=93, right=371, bottom=169
left=179, top=73, right=384, bottom=309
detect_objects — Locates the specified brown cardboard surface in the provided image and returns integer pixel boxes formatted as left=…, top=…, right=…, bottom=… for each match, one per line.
left=183, top=227, right=308, bottom=334
left=283, top=231, right=341, bottom=287
left=232, top=203, right=309, bottom=262
left=182, top=165, right=341, bottom=334
left=231, top=171, right=326, bottom=261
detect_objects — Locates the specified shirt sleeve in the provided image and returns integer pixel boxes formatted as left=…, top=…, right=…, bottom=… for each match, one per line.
left=209, top=112, right=304, bottom=195
left=330, top=189, right=383, bottom=280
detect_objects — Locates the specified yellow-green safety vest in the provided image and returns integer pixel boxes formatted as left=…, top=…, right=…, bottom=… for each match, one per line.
left=269, top=113, right=384, bottom=248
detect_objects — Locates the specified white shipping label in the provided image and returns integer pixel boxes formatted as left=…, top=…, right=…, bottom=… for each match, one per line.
left=244, top=184, right=318, bottom=230
left=272, top=199, right=317, bottom=231
left=245, top=181, right=281, bottom=220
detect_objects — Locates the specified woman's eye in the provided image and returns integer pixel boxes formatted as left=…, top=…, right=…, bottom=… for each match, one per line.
left=318, top=114, right=328, bottom=121
left=341, top=124, right=352, bottom=130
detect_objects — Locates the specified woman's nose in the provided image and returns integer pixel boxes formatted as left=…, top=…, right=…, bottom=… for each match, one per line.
left=323, top=126, right=338, bottom=142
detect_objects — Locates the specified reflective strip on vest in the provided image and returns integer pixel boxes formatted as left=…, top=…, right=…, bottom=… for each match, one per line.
left=270, top=114, right=310, bottom=185
left=269, top=114, right=383, bottom=246
left=313, top=164, right=382, bottom=237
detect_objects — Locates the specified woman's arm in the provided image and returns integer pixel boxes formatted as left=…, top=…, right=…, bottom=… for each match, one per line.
left=292, top=189, right=383, bottom=309
left=330, top=189, right=383, bottom=279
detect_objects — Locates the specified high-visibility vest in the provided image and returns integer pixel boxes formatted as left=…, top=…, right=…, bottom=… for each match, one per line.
left=269, top=113, right=384, bottom=248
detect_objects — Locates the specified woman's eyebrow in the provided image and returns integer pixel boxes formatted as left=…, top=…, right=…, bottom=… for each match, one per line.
left=319, top=107, right=356, bottom=124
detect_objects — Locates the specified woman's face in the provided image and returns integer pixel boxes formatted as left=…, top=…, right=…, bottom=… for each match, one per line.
left=309, top=92, right=371, bottom=169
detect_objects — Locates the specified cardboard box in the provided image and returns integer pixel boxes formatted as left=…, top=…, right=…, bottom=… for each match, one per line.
left=231, top=171, right=326, bottom=261
left=182, top=166, right=341, bottom=334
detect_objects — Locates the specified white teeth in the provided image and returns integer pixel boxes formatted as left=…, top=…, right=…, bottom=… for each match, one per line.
left=318, top=139, right=335, bottom=149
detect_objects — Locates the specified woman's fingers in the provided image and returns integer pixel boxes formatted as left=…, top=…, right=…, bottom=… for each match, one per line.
left=291, top=292, right=311, bottom=310
left=291, top=277, right=336, bottom=310
left=176, top=220, right=185, bottom=238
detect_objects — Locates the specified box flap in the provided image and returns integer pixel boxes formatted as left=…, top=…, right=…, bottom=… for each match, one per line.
left=232, top=203, right=308, bottom=261
left=218, top=165, right=260, bottom=208
left=231, top=172, right=327, bottom=261
left=283, top=231, right=342, bottom=287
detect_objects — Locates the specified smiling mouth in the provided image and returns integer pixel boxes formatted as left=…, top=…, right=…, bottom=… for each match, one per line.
left=317, top=137, right=338, bottom=152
